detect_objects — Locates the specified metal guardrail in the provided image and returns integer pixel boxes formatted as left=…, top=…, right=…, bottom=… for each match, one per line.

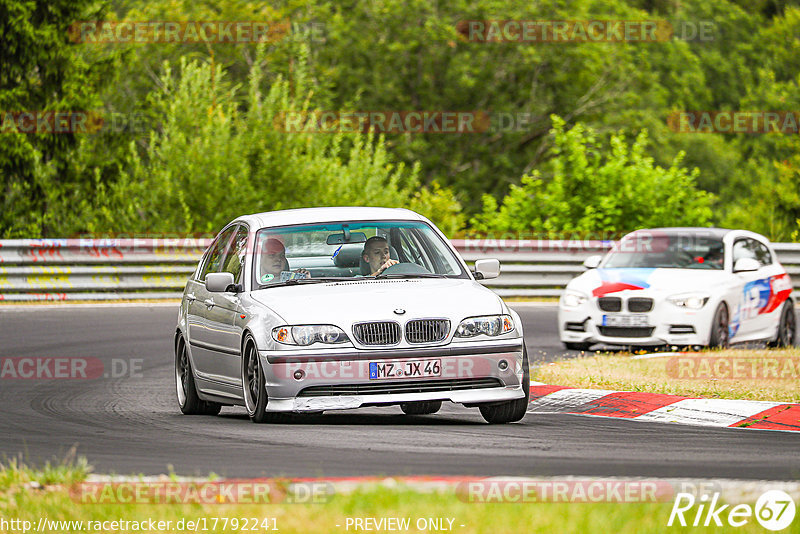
left=0, top=239, right=210, bottom=301
left=1, top=238, right=799, bottom=301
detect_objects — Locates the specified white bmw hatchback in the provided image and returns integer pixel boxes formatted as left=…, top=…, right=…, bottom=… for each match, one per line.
left=175, top=207, right=529, bottom=423
left=558, top=228, right=796, bottom=351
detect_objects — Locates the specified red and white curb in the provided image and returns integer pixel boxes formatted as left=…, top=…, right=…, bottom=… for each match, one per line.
left=528, top=384, right=800, bottom=432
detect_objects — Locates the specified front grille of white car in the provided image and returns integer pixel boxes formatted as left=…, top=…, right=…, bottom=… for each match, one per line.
left=598, top=297, right=622, bottom=312
left=405, top=319, right=450, bottom=344
left=627, top=298, right=654, bottom=312
left=353, top=321, right=401, bottom=345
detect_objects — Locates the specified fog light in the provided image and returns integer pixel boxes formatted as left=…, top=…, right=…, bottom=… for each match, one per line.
left=293, top=369, right=305, bottom=380
left=498, top=359, right=508, bottom=371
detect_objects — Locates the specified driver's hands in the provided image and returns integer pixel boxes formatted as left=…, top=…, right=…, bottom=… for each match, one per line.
left=372, top=259, right=399, bottom=276
left=294, top=268, right=311, bottom=278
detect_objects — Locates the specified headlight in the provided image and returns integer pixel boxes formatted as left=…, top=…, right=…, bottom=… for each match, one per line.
left=561, top=290, right=588, bottom=308
left=272, top=325, right=350, bottom=346
left=454, top=315, right=515, bottom=338
left=667, top=293, right=710, bottom=310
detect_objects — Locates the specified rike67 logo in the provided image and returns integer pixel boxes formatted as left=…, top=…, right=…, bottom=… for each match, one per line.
left=668, top=490, right=796, bottom=531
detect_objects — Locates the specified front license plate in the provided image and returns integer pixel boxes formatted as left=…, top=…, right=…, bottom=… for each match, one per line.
left=603, top=314, right=649, bottom=327
left=369, top=359, right=441, bottom=380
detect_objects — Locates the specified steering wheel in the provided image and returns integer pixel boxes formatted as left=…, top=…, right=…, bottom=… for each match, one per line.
left=674, top=249, right=697, bottom=267
left=380, top=262, right=432, bottom=275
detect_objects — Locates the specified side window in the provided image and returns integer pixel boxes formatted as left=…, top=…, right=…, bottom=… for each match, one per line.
left=752, top=240, right=772, bottom=267
left=732, top=239, right=756, bottom=264
left=220, top=226, right=249, bottom=283
left=198, top=227, right=236, bottom=281
left=732, top=239, right=771, bottom=268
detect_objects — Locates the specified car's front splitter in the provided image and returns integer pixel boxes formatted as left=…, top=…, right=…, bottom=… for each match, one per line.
left=267, top=385, right=524, bottom=412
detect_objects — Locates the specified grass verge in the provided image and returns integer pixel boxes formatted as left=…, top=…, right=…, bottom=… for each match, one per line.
left=1, top=458, right=794, bottom=534
left=535, top=348, right=800, bottom=403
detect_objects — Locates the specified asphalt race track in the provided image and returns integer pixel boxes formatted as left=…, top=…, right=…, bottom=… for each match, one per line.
left=0, top=304, right=798, bottom=480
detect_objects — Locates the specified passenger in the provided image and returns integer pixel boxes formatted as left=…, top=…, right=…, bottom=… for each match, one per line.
left=362, top=236, right=398, bottom=276
left=703, top=246, right=724, bottom=269
left=259, top=238, right=309, bottom=284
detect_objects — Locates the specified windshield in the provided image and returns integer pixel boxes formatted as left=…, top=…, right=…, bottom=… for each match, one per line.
left=252, top=220, right=468, bottom=288
left=603, top=234, right=725, bottom=270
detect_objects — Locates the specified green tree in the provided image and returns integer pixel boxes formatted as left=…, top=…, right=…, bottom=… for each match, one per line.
left=84, top=47, right=463, bottom=235
left=0, top=0, right=118, bottom=236
left=470, top=116, right=714, bottom=236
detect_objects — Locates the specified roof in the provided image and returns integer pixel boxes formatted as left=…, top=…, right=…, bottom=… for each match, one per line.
left=624, top=227, right=733, bottom=239
left=235, top=207, right=425, bottom=229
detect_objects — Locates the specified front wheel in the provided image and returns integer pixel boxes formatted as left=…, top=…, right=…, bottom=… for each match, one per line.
left=768, top=301, right=796, bottom=348
left=175, top=336, right=221, bottom=415
left=708, top=303, right=730, bottom=348
left=479, top=345, right=530, bottom=424
left=242, top=336, right=286, bottom=423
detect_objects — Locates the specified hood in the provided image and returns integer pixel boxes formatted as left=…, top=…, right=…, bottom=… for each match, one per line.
left=251, top=278, right=503, bottom=325
left=569, top=268, right=731, bottom=298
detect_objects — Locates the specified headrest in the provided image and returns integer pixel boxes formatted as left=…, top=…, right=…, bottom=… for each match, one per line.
left=333, top=245, right=364, bottom=268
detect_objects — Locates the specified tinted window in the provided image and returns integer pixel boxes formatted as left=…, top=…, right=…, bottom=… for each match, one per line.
left=603, top=233, right=724, bottom=270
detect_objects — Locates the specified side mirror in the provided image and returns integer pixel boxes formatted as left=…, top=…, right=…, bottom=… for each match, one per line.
left=733, top=257, right=760, bottom=273
left=582, top=255, right=602, bottom=269
left=474, top=258, right=500, bottom=280
left=206, top=272, right=236, bottom=292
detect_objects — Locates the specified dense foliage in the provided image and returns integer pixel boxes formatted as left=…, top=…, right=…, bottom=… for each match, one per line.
left=2, top=0, right=800, bottom=239
left=470, top=116, right=714, bottom=235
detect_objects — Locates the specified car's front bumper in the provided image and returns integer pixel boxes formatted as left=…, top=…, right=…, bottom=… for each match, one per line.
left=558, top=296, right=716, bottom=347
left=259, top=340, right=525, bottom=412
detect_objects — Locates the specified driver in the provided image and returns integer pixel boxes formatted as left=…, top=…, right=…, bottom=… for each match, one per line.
left=362, top=236, right=398, bottom=276
left=259, top=238, right=309, bottom=284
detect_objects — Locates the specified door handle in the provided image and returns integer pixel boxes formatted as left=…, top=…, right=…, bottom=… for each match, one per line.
left=186, top=293, right=196, bottom=302
left=204, top=298, right=215, bottom=308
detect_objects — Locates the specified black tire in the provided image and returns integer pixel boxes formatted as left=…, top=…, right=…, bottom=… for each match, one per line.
left=767, top=301, right=796, bottom=348
left=242, top=336, right=286, bottom=423
left=479, top=344, right=530, bottom=424
left=563, top=342, right=592, bottom=351
left=400, top=401, right=442, bottom=415
left=708, top=303, right=730, bottom=348
left=175, top=336, right=221, bottom=415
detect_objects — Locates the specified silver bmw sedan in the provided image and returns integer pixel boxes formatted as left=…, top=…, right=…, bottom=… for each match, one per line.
left=175, top=207, right=528, bottom=424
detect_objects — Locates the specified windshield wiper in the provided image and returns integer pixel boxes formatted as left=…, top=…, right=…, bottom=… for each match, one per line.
left=373, top=273, right=447, bottom=279
left=259, top=277, right=360, bottom=289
